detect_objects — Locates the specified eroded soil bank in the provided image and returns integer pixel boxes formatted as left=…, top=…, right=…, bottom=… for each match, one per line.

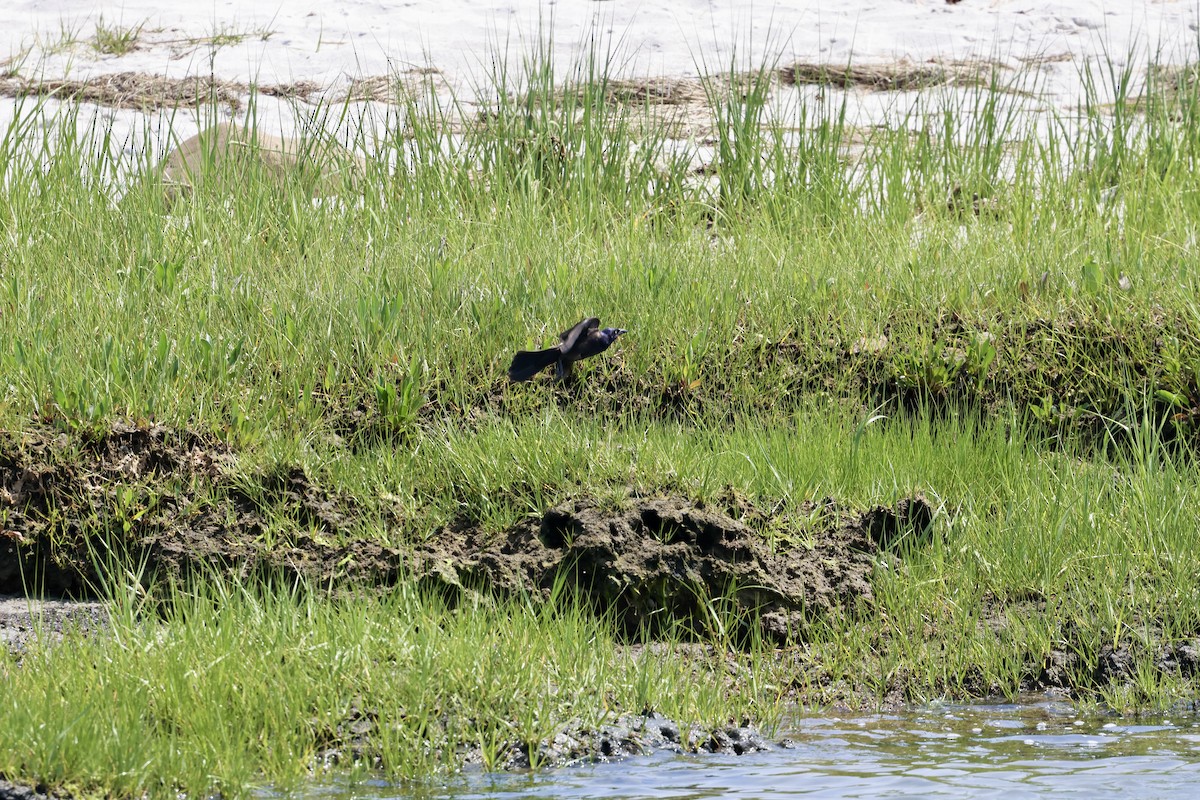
left=322, top=306, right=1200, bottom=455
left=0, top=421, right=930, bottom=646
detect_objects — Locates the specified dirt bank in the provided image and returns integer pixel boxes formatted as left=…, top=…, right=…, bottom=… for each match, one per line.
left=0, top=421, right=931, bottom=645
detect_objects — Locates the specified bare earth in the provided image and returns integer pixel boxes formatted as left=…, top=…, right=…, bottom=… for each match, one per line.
left=0, top=594, right=108, bottom=655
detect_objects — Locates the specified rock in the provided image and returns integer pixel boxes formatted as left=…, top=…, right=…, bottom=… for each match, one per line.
left=491, top=711, right=776, bottom=769
left=0, top=781, right=53, bottom=800
left=150, top=123, right=365, bottom=206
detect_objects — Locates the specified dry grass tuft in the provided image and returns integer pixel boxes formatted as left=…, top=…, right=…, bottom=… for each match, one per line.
left=602, top=77, right=707, bottom=106
left=0, top=73, right=323, bottom=111
left=341, top=69, right=445, bottom=103
left=780, top=60, right=994, bottom=91
left=0, top=73, right=245, bottom=110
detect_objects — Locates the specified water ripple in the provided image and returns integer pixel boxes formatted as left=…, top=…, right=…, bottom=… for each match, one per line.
left=322, top=699, right=1200, bottom=799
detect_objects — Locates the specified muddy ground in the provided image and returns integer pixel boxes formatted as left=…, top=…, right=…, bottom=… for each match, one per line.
left=314, top=702, right=779, bottom=774
left=0, top=594, right=108, bottom=656
left=0, top=421, right=933, bottom=646
left=0, top=781, right=64, bottom=800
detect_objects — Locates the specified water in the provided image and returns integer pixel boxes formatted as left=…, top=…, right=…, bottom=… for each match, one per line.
left=336, top=699, right=1200, bottom=799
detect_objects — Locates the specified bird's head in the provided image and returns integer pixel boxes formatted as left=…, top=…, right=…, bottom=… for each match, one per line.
left=601, top=327, right=627, bottom=344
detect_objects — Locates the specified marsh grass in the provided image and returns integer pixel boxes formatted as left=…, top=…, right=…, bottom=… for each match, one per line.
left=0, top=575, right=781, bottom=798
left=5, top=41, right=1198, bottom=442
left=91, top=16, right=146, bottom=57
left=3, top=26, right=1200, bottom=796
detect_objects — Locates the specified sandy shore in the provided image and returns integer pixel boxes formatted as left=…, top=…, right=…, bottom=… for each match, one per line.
left=0, top=1, right=1196, bottom=159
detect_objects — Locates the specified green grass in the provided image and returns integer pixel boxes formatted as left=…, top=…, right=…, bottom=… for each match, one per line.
left=394, top=409, right=1200, bottom=703
left=3, top=29, right=1200, bottom=798
left=91, top=16, right=146, bottom=56
left=0, top=578, right=783, bottom=798
left=3, top=61, right=1198, bottom=444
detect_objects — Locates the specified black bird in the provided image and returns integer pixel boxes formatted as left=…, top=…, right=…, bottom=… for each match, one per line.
left=508, top=317, right=627, bottom=382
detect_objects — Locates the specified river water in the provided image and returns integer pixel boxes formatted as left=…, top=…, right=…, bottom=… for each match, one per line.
left=343, top=698, right=1200, bottom=799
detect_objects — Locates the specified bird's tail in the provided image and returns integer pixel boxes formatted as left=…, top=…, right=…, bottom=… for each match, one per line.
left=508, top=347, right=561, bottom=382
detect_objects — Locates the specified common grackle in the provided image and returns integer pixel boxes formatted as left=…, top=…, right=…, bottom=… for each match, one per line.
left=508, top=317, right=627, bottom=382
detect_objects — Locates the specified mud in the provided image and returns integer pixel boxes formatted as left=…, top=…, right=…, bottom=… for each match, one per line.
left=0, top=421, right=931, bottom=644
left=502, top=711, right=774, bottom=767
left=0, top=595, right=108, bottom=656
left=0, top=781, right=59, bottom=800
left=1037, top=630, right=1200, bottom=695
left=414, top=494, right=926, bottom=642
left=314, top=703, right=776, bottom=773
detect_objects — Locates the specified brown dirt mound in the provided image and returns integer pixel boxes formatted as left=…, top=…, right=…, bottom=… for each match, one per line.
left=414, top=495, right=930, bottom=642
left=0, top=421, right=391, bottom=595
left=0, top=421, right=933, bottom=642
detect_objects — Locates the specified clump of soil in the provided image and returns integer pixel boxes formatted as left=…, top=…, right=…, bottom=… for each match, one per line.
left=0, top=421, right=933, bottom=644
left=413, top=494, right=932, bottom=642
left=0, top=421, right=394, bottom=597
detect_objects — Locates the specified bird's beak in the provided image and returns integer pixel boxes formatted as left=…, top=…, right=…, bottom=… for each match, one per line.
left=615, top=328, right=628, bottom=336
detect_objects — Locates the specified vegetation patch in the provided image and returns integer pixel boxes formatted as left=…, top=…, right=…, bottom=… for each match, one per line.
left=0, top=73, right=322, bottom=112
left=344, top=305, right=1199, bottom=456
left=3, top=33, right=1200, bottom=799
left=0, top=576, right=794, bottom=798
left=780, top=59, right=998, bottom=90
left=91, top=17, right=147, bottom=57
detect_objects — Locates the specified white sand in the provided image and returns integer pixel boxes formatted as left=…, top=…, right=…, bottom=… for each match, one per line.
left=1, top=1, right=1197, bottom=157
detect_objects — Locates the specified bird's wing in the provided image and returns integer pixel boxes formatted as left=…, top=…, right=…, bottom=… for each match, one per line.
left=559, top=317, right=600, bottom=352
